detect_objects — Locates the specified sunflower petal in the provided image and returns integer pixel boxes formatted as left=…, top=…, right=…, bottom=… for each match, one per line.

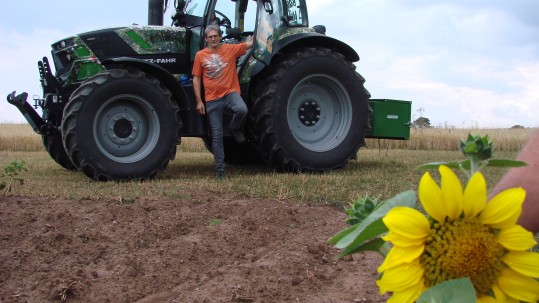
left=497, top=268, right=539, bottom=302
left=476, top=295, right=498, bottom=303
left=383, top=207, right=431, bottom=240
left=382, top=231, right=426, bottom=247
left=386, top=280, right=425, bottom=303
left=378, top=244, right=424, bottom=273
left=376, top=261, right=423, bottom=293
left=418, top=172, right=446, bottom=222
left=503, top=251, right=539, bottom=278
left=439, top=165, right=463, bottom=220
left=480, top=188, right=526, bottom=229
left=497, top=225, right=537, bottom=251
left=463, top=172, right=487, bottom=219
left=491, top=284, right=519, bottom=303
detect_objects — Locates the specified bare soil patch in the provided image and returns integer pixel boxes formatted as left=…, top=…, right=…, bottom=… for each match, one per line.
left=0, top=193, right=387, bottom=302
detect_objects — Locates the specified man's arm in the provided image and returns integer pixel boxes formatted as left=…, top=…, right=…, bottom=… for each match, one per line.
left=490, top=130, right=539, bottom=233
left=192, top=75, right=205, bottom=115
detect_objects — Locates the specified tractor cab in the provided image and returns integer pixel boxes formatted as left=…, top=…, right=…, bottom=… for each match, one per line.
left=169, top=0, right=310, bottom=67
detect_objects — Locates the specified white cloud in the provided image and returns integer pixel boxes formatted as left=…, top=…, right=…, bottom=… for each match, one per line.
left=0, top=27, right=72, bottom=123
left=307, top=1, right=539, bottom=127
left=1, top=0, right=538, bottom=128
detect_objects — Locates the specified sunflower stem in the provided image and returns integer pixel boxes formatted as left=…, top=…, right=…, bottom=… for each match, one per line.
left=459, top=162, right=472, bottom=179
left=470, top=157, right=480, bottom=175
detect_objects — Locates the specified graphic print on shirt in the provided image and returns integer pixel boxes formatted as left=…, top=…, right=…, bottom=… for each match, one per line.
left=203, top=54, right=229, bottom=79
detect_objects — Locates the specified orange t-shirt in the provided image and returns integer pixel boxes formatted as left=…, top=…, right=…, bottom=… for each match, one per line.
left=192, top=43, right=247, bottom=102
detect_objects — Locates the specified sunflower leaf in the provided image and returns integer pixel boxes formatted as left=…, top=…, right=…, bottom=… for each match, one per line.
left=327, top=223, right=357, bottom=245
left=329, top=190, right=416, bottom=252
left=485, top=159, right=527, bottom=168
left=337, top=218, right=388, bottom=257
left=338, top=238, right=391, bottom=257
left=416, top=278, right=476, bottom=303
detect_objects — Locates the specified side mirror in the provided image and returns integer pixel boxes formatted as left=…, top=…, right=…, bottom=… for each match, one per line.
left=262, top=0, right=273, bottom=14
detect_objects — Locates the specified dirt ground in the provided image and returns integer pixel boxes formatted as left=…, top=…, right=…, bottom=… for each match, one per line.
left=0, top=192, right=388, bottom=303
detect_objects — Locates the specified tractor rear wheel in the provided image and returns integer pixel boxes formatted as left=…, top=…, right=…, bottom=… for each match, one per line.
left=61, top=69, right=181, bottom=181
left=248, top=47, right=371, bottom=172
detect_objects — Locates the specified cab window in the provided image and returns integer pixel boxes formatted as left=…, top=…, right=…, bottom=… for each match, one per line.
left=284, top=0, right=307, bottom=26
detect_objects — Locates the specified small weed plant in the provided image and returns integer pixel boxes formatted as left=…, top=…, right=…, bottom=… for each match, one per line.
left=1, top=160, right=27, bottom=194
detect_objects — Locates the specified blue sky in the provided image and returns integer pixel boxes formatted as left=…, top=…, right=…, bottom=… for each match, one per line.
left=1, top=0, right=538, bottom=128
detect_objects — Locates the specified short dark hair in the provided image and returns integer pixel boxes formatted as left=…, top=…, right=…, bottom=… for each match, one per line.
left=205, top=24, right=222, bottom=37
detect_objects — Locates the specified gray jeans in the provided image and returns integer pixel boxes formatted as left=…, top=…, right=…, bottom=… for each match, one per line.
left=205, top=92, right=248, bottom=171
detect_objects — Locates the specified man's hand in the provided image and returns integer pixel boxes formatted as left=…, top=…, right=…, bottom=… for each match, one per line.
left=196, top=100, right=205, bottom=115
left=192, top=75, right=205, bottom=115
left=245, top=35, right=254, bottom=49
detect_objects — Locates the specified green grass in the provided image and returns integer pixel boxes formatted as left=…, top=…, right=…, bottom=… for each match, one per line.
left=0, top=148, right=517, bottom=209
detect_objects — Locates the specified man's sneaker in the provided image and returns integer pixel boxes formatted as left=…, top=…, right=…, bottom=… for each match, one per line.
left=216, top=170, right=226, bottom=180
left=229, top=128, right=245, bottom=143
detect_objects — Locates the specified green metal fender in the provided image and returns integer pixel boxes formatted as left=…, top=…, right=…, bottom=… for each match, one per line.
left=102, top=57, right=190, bottom=112
left=249, top=33, right=360, bottom=78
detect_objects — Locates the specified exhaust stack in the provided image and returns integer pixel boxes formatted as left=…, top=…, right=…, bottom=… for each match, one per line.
left=148, top=0, right=164, bottom=25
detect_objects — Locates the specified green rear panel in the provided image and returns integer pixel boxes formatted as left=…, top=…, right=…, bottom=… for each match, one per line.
left=367, top=99, right=412, bottom=140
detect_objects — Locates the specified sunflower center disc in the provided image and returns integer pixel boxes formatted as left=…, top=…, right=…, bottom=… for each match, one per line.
left=420, top=218, right=505, bottom=294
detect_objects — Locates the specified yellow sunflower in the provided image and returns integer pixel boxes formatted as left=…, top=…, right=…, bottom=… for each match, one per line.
left=376, top=165, right=539, bottom=303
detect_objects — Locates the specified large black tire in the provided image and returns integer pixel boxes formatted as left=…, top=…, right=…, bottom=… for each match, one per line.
left=248, top=47, right=371, bottom=172
left=61, top=69, right=181, bottom=181
left=42, top=129, right=77, bottom=170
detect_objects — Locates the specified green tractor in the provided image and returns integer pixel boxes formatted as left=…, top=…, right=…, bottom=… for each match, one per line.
left=6, top=0, right=411, bottom=181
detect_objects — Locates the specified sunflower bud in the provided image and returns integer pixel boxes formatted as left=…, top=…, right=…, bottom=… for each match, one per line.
left=460, top=134, right=493, bottom=161
left=345, top=196, right=380, bottom=226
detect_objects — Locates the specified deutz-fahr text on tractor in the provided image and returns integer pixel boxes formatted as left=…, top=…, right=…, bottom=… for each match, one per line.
left=6, top=0, right=412, bottom=181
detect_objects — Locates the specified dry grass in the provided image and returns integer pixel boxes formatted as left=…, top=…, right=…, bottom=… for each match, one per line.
left=0, top=123, right=531, bottom=206
left=0, top=148, right=517, bottom=208
left=0, top=124, right=42, bottom=151
left=366, top=127, right=533, bottom=152
left=1, top=124, right=533, bottom=152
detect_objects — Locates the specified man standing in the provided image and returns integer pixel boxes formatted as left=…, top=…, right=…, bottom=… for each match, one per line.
left=192, top=24, right=254, bottom=179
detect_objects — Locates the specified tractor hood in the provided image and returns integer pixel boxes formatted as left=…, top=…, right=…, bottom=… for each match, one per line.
left=50, top=26, right=188, bottom=84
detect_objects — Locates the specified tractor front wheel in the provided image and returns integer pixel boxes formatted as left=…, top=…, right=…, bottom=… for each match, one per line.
left=42, top=129, right=77, bottom=170
left=61, top=69, right=181, bottom=181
